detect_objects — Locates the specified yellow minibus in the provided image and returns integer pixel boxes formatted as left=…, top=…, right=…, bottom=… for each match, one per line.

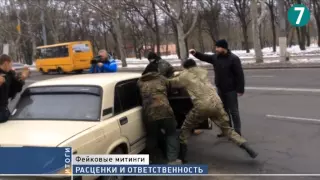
left=35, top=41, right=93, bottom=74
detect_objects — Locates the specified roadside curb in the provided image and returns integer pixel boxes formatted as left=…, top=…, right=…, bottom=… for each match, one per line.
left=117, top=63, right=320, bottom=72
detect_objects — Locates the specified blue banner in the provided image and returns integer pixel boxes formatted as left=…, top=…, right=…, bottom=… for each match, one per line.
left=73, top=165, right=208, bottom=175
left=0, top=147, right=72, bottom=175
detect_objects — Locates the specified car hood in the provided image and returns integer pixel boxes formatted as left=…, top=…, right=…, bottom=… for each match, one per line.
left=0, top=120, right=98, bottom=147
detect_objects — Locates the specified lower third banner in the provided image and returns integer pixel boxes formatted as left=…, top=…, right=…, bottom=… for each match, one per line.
left=73, top=165, right=208, bottom=175
left=0, top=147, right=72, bottom=175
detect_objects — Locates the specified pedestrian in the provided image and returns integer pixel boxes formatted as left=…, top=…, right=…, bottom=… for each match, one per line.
left=89, top=49, right=117, bottom=73
left=168, top=59, right=257, bottom=163
left=0, top=54, right=30, bottom=122
left=144, top=52, right=204, bottom=135
left=190, top=39, right=244, bottom=136
left=137, top=62, right=182, bottom=165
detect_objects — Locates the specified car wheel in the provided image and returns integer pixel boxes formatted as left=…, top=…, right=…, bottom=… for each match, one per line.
left=99, top=147, right=125, bottom=180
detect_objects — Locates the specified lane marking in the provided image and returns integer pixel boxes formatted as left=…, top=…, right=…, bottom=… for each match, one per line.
left=247, top=75, right=274, bottom=78
left=209, top=75, right=275, bottom=78
left=266, top=114, right=320, bottom=123
left=246, top=87, right=320, bottom=93
left=25, top=80, right=38, bottom=83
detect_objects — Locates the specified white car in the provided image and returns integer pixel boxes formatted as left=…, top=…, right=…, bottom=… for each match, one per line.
left=1, top=73, right=211, bottom=180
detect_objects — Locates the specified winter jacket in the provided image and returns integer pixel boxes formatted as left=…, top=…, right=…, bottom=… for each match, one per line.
left=0, top=69, right=24, bottom=108
left=137, top=72, right=175, bottom=122
left=168, top=67, right=221, bottom=111
left=89, top=59, right=118, bottom=73
left=193, top=50, right=245, bottom=94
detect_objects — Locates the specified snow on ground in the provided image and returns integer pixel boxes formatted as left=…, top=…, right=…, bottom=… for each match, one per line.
left=17, top=44, right=320, bottom=70
left=124, top=44, right=320, bottom=63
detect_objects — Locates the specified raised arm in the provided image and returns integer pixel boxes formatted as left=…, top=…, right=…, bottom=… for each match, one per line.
left=231, top=55, right=245, bottom=94
left=168, top=72, right=184, bottom=88
left=189, top=49, right=215, bottom=64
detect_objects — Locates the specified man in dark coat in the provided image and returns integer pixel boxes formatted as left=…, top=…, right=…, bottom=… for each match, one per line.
left=189, top=39, right=245, bottom=136
left=137, top=63, right=181, bottom=165
left=0, top=54, right=30, bottom=122
left=144, top=52, right=174, bottom=78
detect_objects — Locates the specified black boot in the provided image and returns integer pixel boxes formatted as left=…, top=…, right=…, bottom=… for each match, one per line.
left=179, top=143, right=188, bottom=164
left=240, top=142, right=258, bottom=159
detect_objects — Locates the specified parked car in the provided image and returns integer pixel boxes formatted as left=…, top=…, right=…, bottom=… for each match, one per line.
left=1, top=73, right=211, bottom=180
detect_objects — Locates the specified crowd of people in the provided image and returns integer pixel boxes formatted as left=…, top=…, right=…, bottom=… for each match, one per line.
left=0, top=39, right=258, bottom=165
left=138, top=39, right=258, bottom=164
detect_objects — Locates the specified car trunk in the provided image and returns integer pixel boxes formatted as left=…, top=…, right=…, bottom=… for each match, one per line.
left=168, top=87, right=212, bottom=129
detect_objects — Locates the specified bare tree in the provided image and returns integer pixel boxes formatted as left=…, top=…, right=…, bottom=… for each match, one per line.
left=251, top=0, right=268, bottom=63
left=265, top=0, right=277, bottom=52
left=83, top=0, right=127, bottom=67
left=233, top=0, right=251, bottom=53
left=312, top=0, right=320, bottom=46
left=152, top=0, right=199, bottom=61
left=200, top=0, right=221, bottom=44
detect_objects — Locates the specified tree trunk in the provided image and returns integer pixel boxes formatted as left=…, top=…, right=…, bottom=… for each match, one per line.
left=317, top=19, right=320, bottom=46
left=306, top=25, right=311, bottom=47
left=298, top=27, right=306, bottom=50
left=152, top=2, right=161, bottom=56
left=176, top=21, right=188, bottom=61
left=242, top=24, right=250, bottom=53
left=197, top=20, right=205, bottom=53
left=251, top=0, right=263, bottom=63
left=112, top=14, right=127, bottom=67
left=270, top=6, right=277, bottom=52
left=172, top=22, right=180, bottom=59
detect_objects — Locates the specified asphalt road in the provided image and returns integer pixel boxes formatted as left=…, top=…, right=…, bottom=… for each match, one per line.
left=6, top=68, right=320, bottom=180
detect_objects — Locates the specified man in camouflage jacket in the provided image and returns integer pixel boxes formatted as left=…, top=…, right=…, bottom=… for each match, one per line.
left=168, top=59, right=258, bottom=163
left=137, top=62, right=181, bottom=165
left=145, top=52, right=203, bottom=135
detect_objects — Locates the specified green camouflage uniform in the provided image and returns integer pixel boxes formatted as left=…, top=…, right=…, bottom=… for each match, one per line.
left=168, top=67, right=247, bottom=146
left=137, top=72, right=179, bottom=163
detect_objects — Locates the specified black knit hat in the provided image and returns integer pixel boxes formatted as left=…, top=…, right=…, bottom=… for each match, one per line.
left=183, top=58, right=197, bottom=69
left=147, top=51, right=161, bottom=61
left=215, top=39, right=228, bottom=49
left=142, top=62, right=159, bottom=75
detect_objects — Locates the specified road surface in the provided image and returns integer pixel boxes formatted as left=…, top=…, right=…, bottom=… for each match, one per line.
left=6, top=68, right=320, bottom=180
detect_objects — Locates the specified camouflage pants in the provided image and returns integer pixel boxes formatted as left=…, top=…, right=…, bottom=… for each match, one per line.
left=179, top=102, right=247, bottom=146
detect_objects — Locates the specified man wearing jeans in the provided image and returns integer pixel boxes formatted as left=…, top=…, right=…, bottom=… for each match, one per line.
left=189, top=39, right=245, bottom=136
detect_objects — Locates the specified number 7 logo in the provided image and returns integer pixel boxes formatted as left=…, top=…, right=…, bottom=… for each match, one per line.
left=294, top=7, right=305, bottom=25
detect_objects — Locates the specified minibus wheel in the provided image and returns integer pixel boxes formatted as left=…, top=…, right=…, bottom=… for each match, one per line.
left=39, top=68, right=47, bottom=75
left=57, top=67, right=64, bottom=74
left=75, top=69, right=83, bottom=74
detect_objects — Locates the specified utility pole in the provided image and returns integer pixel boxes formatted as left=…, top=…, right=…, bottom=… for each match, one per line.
left=40, top=1, right=47, bottom=45
left=277, top=0, right=288, bottom=62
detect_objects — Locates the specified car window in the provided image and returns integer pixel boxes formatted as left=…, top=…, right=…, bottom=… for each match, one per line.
left=114, top=79, right=140, bottom=115
left=10, top=86, right=102, bottom=121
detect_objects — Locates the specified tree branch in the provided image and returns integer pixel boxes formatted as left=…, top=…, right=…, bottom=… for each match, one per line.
left=151, top=0, right=178, bottom=21
left=183, top=10, right=199, bottom=39
left=82, top=0, right=115, bottom=19
left=257, top=0, right=269, bottom=25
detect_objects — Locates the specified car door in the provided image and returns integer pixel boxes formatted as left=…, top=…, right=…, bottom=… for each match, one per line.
left=114, top=79, right=146, bottom=152
left=168, top=87, right=212, bottom=129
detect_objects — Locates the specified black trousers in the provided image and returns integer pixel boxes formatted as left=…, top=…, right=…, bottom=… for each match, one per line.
left=0, top=107, right=10, bottom=123
left=218, top=90, right=241, bottom=135
left=146, top=118, right=179, bottom=163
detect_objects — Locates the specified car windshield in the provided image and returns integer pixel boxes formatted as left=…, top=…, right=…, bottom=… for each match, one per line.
left=10, top=86, right=102, bottom=121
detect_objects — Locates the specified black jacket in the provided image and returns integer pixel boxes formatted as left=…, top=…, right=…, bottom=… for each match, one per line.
left=193, top=50, right=245, bottom=94
left=0, top=69, right=25, bottom=108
